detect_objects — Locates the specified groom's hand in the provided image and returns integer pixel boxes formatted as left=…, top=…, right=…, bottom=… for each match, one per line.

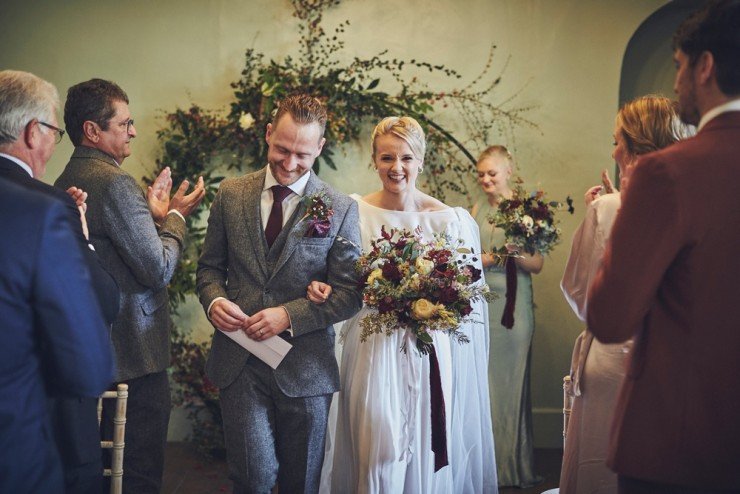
left=209, top=299, right=248, bottom=332
left=243, top=307, right=290, bottom=341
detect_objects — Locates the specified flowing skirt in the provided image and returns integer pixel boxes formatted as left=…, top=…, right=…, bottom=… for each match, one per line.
left=323, top=308, right=453, bottom=494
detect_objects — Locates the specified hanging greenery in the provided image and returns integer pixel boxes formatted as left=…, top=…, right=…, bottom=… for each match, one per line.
left=158, top=0, right=533, bottom=457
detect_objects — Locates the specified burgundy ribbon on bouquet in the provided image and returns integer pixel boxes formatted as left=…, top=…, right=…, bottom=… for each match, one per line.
left=501, top=256, right=517, bottom=329
left=428, top=345, right=449, bottom=472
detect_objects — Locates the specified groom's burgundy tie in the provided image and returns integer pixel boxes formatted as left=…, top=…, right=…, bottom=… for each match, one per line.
left=265, top=185, right=292, bottom=248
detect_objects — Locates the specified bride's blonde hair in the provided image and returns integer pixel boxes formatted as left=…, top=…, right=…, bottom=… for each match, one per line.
left=371, top=116, right=426, bottom=160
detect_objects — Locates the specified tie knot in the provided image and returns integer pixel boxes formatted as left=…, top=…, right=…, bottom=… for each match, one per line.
left=271, top=185, right=291, bottom=203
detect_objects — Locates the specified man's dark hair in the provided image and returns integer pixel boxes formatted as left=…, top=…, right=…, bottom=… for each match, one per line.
left=673, top=0, right=740, bottom=95
left=64, top=79, right=129, bottom=146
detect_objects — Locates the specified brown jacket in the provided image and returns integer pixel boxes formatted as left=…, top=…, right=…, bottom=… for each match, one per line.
left=587, top=110, right=740, bottom=490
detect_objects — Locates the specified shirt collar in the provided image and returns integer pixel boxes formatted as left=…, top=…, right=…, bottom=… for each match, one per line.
left=262, top=165, right=311, bottom=197
left=0, top=153, right=33, bottom=177
left=698, top=98, right=740, bottom=131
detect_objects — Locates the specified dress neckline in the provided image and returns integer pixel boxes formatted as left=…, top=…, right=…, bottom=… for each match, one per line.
left=354, top=195, right=454, bottom=215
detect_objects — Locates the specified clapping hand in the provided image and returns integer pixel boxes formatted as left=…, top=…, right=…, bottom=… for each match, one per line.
left=601, top=169, right=615, bottom=193
left=584, top=169, right=616, bottom=207
left=147, top=168, right=206, bottom=221
left=169, top=175, right=206, bottom=218
left=66, top=186, right=90, bottom=240
left=147, top=167, right=173, bottom=223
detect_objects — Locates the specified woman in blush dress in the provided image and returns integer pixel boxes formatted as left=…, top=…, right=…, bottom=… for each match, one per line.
left=471, top=146, right=543, bottom=488
left=559, top=95, right=692, bottom=494
left=312, top=116, right=496, bottom=493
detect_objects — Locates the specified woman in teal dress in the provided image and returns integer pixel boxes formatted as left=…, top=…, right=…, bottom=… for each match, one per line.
left=471, top=145, right=543, bottom=488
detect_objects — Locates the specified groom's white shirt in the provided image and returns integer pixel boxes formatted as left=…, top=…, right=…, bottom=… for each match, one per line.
left=260, top=164, right=311, bottom=229
left=207, top=165, right=311, bottom=327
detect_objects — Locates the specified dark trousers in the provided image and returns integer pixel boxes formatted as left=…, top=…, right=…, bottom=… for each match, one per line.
left=49, top=396, right=103, bottom=494
left=102, top=371, right=170, bottom=494
left=618, top=475, right=740, bottom=494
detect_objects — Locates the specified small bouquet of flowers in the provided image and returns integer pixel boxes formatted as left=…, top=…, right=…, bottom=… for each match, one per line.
left=487, top=178, right=573, bottom=329
left=299, top=191, right=333, bottom=238
left=357, top=226, right=495, bottom=354
left=488, top=179, right=573, bottom=261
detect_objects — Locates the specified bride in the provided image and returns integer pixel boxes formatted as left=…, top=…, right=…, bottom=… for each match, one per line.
left=311, top=116, right=497, bottom=493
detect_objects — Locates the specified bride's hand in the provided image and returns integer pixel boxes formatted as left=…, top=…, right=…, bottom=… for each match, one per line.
left=307, top=281, right=332, bottom=304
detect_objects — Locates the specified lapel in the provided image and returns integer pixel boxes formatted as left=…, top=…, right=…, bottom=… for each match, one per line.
left=269, top=172, right=323, bottom=279
left=241, top=169, right=269, bottom=278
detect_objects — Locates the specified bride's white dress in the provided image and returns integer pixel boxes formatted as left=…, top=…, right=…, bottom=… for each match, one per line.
left=321, top=196, right=497, bottom=494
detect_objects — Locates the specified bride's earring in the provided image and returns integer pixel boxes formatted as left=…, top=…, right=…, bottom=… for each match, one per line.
left=419, top=166, right=424, bottom=174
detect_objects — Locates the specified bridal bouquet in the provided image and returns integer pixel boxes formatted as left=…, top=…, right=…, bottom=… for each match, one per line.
left=357, top=226, right=494, bottom=354
left=488, top=180, right=573, bottom=259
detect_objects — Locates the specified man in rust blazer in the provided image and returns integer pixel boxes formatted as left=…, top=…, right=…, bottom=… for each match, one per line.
left=588, top=2, right=740, bottom=493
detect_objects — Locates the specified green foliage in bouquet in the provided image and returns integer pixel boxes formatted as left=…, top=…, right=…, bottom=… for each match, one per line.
left=357, top=226, right=495, bottom=355
left=488, top=177, right=574, bottom=259
left=155, top=0, right=532, bottom=457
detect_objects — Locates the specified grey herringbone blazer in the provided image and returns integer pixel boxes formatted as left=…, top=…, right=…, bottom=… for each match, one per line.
left=55, top=146, right=186, bottom=381
left=197, top=169, right=362, bottom=397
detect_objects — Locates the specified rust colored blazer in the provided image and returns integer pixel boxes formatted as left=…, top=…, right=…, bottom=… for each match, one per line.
left=587, top=110, right=740, bottom=490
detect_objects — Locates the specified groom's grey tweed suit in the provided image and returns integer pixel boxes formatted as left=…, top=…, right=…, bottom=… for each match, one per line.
left=197, top=168, right=362, bottom=493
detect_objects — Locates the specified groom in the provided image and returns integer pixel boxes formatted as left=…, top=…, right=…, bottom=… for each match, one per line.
left=197, top=94, right=362, bottom=493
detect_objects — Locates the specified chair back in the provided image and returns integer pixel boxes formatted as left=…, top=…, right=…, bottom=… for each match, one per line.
left=97, top=383, right=128, bottom=494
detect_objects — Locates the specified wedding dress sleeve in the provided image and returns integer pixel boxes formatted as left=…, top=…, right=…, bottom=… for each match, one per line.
left=561, top=194, right=620, bottom=322
left=448, top=207, right=498, bottom=493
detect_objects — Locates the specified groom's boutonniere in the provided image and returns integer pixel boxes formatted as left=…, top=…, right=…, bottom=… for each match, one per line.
left=300, top=191, right=334, bottom=237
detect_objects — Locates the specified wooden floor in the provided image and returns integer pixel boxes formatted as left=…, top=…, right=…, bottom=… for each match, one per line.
left=162, top=442, right=562, bottom=493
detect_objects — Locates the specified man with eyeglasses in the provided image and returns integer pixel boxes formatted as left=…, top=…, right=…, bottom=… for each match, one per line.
left=0, top=69, right=116, bottom=493
left=56, top=78, right=205, bottom=493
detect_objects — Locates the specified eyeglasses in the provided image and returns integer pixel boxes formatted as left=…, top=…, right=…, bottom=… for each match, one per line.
left=38, top=121, right=66, bottom=144
left=118, top=119, right=135, bottom=133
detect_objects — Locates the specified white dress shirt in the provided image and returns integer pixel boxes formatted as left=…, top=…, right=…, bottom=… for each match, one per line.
left=207, top=166, right=312, bottom=331
left=697, top=97, right=740, bottom=131
left=260, top=165, right=311, bottom=230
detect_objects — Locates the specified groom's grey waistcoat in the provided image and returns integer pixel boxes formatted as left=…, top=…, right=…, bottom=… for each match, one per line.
left=197, top=169, right=362, bottom=397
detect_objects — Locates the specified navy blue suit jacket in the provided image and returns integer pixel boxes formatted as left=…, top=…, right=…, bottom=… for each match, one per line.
left=0, top=155, right=120, bottom=323
left=0, top=178, right=115, bottom=493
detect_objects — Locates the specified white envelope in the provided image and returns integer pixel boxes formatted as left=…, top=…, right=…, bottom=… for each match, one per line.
left=219, top=329, right=292, bottom=370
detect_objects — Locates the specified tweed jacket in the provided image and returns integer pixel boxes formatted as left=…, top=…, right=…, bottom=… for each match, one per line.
left=197, top=168, right=362, bottom=397
left=588, top=111, right=740, bottom=489
left=55, top=146, right=186, bottom=381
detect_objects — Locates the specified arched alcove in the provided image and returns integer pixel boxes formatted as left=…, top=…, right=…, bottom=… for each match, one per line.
left=619, top=0, right=704, bottom=104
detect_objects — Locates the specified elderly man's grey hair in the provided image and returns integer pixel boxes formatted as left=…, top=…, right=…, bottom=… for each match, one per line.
left=0, top=70, right=59, bottom=146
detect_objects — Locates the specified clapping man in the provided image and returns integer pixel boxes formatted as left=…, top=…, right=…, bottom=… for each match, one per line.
left=55, top=79, right=205, bottom=493
left=588, top=1, right=740, bottom=492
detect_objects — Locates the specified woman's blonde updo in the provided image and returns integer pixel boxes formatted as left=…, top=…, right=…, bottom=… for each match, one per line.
left=616, top=95, right=692, bottom=157
left=371, top=116, right=426, bottom=160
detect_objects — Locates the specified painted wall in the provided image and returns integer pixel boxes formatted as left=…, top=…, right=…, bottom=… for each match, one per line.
left=1, top=0, right=670, bottom=447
